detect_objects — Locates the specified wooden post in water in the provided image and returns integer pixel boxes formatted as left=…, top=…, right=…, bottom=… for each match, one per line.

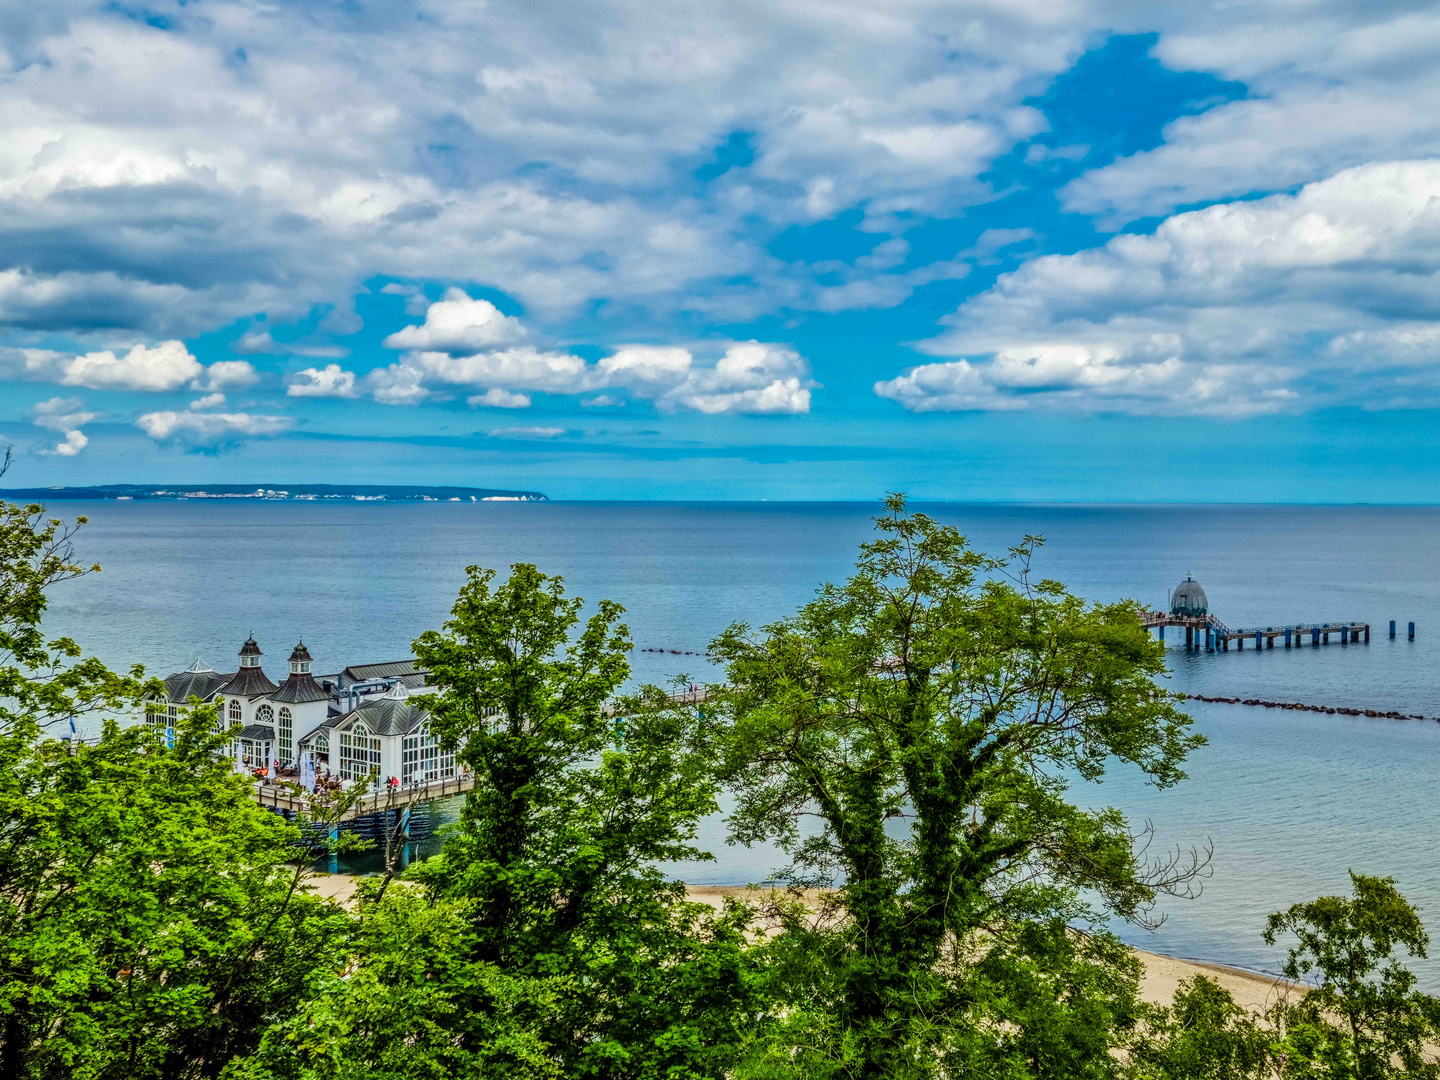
left=1390, top=620, right=1397, bottom=638
left=1410, top=622, right=1416, bottom=640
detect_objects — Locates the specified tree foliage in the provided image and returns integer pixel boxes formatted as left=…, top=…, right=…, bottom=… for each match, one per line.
left=0, top=504, right=352, bottom=1080
left=710, top=495, right=1205, bottom=1077
left=399, top=563, right=761, bottom=1078
left=1264, top=873, right=1440, bottom=1080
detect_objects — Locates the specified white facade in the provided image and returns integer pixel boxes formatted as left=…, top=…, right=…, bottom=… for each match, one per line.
left=145, top=638, right=449, bottom=784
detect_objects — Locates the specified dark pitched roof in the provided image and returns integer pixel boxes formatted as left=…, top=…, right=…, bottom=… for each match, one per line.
left=272, top=671, right=330, bottom=704
left=239, top=636, right=262, bottom=658
left=238, top=724, right=275, bottom=741
left=289, top=641, right=313, bottom=663
left=333, top=686, right=430, bottom=737
left=218, top=666, right=279, bottom=698
left=341, top=659, right=427, bottom=683
left=162, top=660, right=231, bottom=703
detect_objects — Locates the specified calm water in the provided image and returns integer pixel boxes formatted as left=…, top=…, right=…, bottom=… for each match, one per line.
left=37, top=500, right=1440, bottom=983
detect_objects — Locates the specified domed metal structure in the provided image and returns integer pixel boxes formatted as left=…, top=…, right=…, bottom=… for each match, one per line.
left=1170, top=575, right=1208, bottom=617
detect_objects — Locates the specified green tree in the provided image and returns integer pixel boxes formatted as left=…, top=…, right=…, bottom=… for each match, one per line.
left=1264, top=873, right=1440, bottom=1079
left=1128, top=975, right=1275, bottom=1080
left=403, top=563, right=761, bottom=1078
left=0, top=504, right=352, bottom=1079
left=230, top=884, right=559, bottom=1080
left=710, top=495, right=1205, bottom=1078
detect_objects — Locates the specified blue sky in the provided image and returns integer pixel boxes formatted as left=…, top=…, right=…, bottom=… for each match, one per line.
left=4, top=3, right=1440, bottom=500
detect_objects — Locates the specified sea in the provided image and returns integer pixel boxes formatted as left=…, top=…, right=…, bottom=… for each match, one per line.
left=35, top=499, right=1440, bottom=985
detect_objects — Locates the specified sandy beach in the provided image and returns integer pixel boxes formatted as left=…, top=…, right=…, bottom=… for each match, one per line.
left=311, top=875, right=1295, bottom=1011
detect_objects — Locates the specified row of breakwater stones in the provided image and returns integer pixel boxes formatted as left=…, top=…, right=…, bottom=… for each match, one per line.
left=1187, top=693, right=1433, bottom=722
left=640, top=647, right=703, bottom=656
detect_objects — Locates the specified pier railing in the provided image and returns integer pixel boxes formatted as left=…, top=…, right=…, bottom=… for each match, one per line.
left=1137, top=608, right=1372, bottom=652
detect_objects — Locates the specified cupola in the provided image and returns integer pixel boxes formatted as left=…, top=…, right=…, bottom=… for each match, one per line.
left=289, top=641, right=313, bottom=675
left=238, top=635, right=263, bottom=669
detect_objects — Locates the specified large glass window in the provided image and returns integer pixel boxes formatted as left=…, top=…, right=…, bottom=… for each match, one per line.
left=338, top=721, right=381, bottom=780
left=144, top=701, right=167, bottom=729
left=277, top=707, right=293, bottom=764
left=400, top=723, right=455, bottom=783
left=228, top=698, right=242, bottom=724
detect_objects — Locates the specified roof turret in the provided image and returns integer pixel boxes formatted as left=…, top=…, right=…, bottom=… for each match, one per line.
left=273, top=640, right=329, bottom=704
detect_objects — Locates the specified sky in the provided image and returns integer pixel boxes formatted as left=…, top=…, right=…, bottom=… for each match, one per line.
left=3, top=1, right=1440, bottom=500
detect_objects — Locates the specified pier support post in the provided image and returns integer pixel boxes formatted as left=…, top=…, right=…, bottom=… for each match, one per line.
left=1186, top=626, right=1193, bottom=650
left=1365, top=625, right=1370, bottom=643
left=328, top=824, right=339, bottom=875
left=1341, top=626, right=1348, bottom=644
left=1255, top=631, right=1262, bottom=649
left=1285, top=628, right=1292, bottom=648
left=1410, top=622, right=1416, bottom=640
left=1159, top=626, right=1165, bottom=642
left=1312, top=627, right=1319, bottom=646
left=1391, top=620, right=1397, bottom=638
left=1222, top=635, right=1229, bottom=651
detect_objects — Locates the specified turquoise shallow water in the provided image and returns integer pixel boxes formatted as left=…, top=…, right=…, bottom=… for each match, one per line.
left=36, top=500, right=1440, bottom=985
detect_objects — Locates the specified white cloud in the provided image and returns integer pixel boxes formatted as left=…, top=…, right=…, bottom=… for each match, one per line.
left=287, top=363, right=360, bottom=399
left=189, top=392, right=226, bottom=410
left=2, top=341, right=259, bottom=394
left=0, top=0, right=1103, bottom=341
left=192, top=360, right=259, bottom=392
left=660, top=342, right=813, bottom=415
left=383, top=290, right=528, bottom=352
left=581, top=394, right=624, bottom=408
left=43, top=430, right=89, bottom=457
left=488, top=426, right=565, bottom=439
left=885, top=159, right=1440, bottom=416
left=468, top=388, right=532, bottom=408
left=135, top=410, right=294, bottom=448
left=1060, top=9, right=1440, bottom=225
left=32, top=395, right=99, bottom=456
left=58, top=342, right=200, bottom=392
left=368, top=325, right=814, bottom=413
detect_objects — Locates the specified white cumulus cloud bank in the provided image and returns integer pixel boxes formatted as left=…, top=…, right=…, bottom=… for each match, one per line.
left=32, top=396, right=99, bottom=456
left=383, top=290, right=527, bottom=352
left=287, top=363, right=359, bottom=399
left=135, top=411, right=295, bottom=449
left=3, top=341, right=256, bottom=394
left=879, top=160, right=1440, bottom=417
left=300, top=292, right=814, bottom=413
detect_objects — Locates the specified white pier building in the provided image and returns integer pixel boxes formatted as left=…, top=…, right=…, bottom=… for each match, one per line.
left=143, top=636, right=456, bottom=786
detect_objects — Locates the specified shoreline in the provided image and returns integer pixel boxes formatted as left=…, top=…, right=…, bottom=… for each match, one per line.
left=311, top=875, right=1298, bottom=1011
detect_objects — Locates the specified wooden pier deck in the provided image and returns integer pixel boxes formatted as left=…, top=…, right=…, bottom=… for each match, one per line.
left=1139, top=611, right=1371, bottom=652
left=254, top=771, right=476, bottom=822
left=251, top=688, right=713, bottom=819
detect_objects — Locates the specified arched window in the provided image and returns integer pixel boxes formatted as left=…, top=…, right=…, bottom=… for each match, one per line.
left=228, top=698, right=242, bottom=723
left=257, top=703, right=274, bottom=725
left=315, top=732, right=329, bottom=754
left=277, top=707, right=293, bottom=765
left=339, top=720, right=381, bottom=779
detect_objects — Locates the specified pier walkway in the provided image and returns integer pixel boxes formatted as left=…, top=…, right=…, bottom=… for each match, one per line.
left=1139, top=610, right=1371, bottom=651
left=251, top=688, right=713, bottom=819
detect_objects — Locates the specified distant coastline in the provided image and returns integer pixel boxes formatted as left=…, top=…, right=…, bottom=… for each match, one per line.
left=0, top=484, right=548, bottom=503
